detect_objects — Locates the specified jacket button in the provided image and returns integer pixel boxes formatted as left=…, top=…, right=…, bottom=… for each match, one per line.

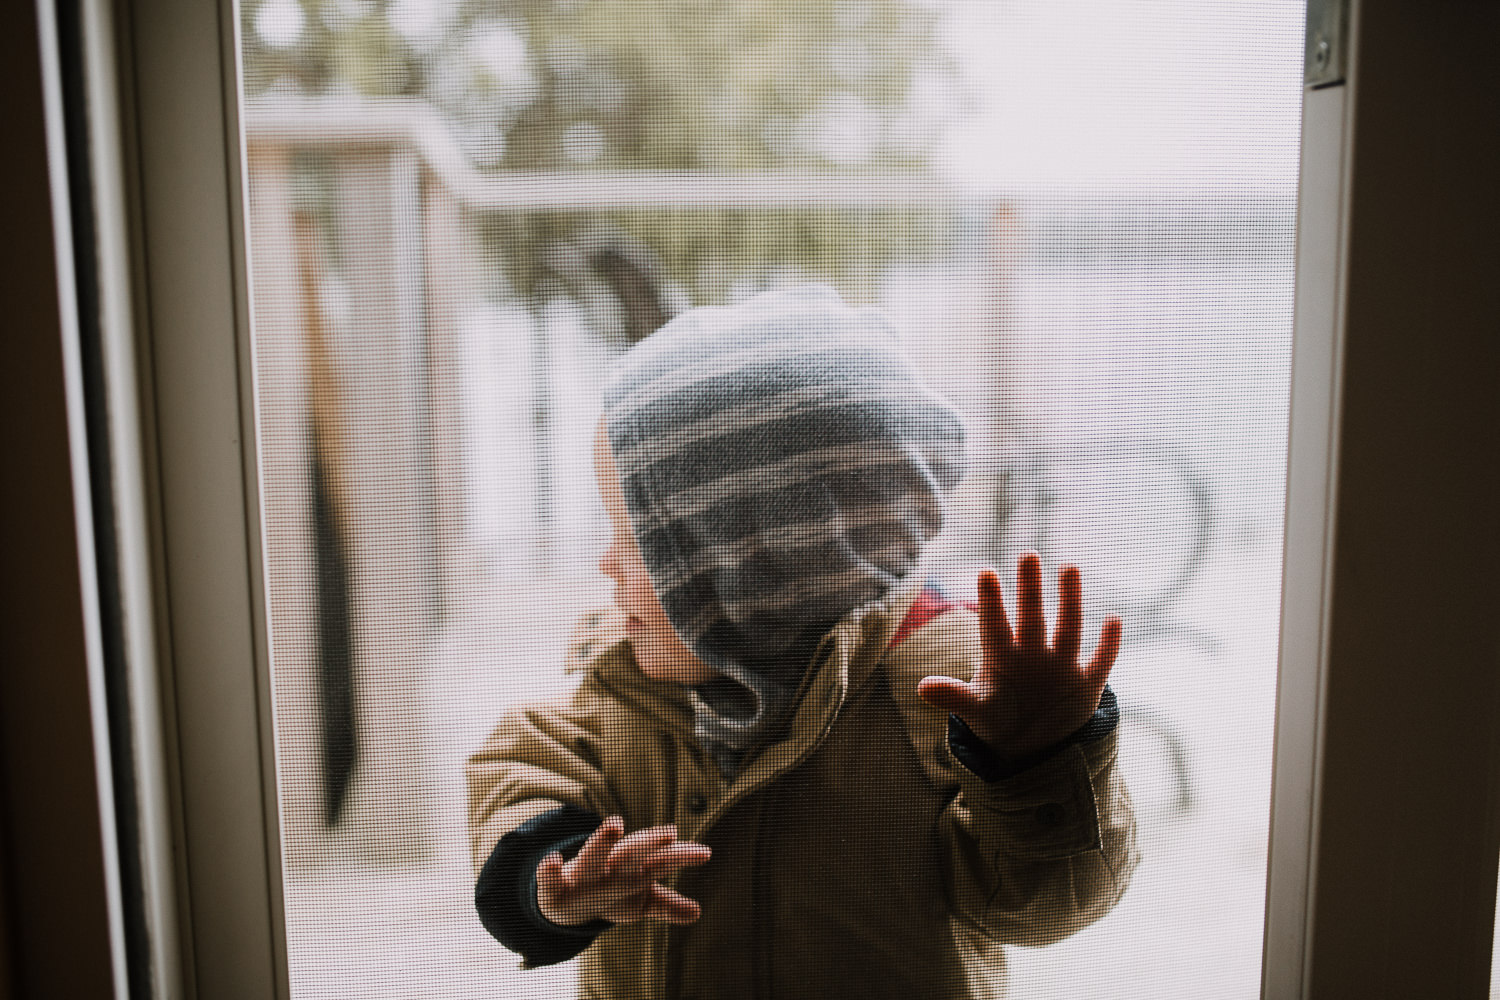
left=687, top=794, right=708, bottom=814
left=1034, top=802, right=1066, bottom=828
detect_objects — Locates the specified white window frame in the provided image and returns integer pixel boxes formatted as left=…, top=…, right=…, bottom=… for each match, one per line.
left=77, top=0, right=1498, bottom=995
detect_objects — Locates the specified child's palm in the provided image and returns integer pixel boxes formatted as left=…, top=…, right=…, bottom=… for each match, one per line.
left=917, top=554, right=1121, bottom=762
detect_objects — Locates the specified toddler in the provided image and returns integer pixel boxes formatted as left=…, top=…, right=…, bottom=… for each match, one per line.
left=467, top=284, right=1137, bottom=998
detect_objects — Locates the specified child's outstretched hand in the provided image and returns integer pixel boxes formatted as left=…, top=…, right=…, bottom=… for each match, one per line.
left=917, top=553, right=1122, bottom=762
left=536, top=816, right=711, bottom=927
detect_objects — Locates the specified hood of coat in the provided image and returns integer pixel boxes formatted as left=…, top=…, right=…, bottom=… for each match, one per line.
left=599, top=284, right=967, bottom=775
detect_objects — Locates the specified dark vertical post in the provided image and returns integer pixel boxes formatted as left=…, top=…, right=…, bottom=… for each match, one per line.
left=295, top=210, right=357, bottom=828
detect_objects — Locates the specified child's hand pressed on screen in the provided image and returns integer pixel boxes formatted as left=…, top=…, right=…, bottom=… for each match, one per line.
left=535, top=816, right=711, bottom=927
left=917, top=552, right=1122, bottom=763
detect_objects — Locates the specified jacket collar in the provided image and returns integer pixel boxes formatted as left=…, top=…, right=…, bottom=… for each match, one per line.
left=587, top=570, right=929, bottom=838
left=590, top=644, right=698, bottom=739
left=701, top=570, right=927, bottom=834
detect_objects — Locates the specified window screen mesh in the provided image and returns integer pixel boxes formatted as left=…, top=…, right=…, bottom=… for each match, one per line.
left=237, top=2, right=1303, bottom=996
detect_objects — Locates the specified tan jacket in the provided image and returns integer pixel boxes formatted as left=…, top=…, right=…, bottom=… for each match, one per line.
left=467, top=580, right=1139, bottom=999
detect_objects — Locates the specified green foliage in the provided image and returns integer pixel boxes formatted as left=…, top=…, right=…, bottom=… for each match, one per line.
left=243, top=0, right=963, bottom=303
left=490, top=0, right=950, bottom=173
left=244, top=0, right=421, bottom=97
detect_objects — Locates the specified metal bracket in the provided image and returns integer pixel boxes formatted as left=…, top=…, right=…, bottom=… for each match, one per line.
left=1306, top=0, right=1349, bottom=88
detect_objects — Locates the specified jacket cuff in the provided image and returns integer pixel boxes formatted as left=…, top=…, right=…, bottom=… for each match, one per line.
left=945, top=687, right=1120, bottom=860
left=948, top=685, right=1119, bottom=782
left=475, top=803, right=612, bottom=967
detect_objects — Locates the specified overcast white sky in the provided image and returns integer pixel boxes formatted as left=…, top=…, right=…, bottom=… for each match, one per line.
left=255, top=0, right=1306, bottom=192
left=934, top=0, right=1305, bottom=192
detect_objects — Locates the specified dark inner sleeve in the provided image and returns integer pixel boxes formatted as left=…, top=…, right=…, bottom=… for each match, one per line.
left=475, top=802, right=612, bottom=967
left=948, top=685, right=1120, bottom=782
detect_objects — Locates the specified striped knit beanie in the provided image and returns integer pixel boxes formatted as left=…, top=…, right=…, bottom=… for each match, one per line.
left=600, top=284, right=967, bottom=774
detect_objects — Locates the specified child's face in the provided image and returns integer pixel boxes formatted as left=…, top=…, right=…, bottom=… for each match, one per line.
left=594, top=424, right=716, bottom=686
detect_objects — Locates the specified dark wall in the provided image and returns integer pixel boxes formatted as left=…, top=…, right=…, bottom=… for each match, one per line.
left=0, top=3, right=119, bottom=997
left=1306, top=0, right=1500, bottom=995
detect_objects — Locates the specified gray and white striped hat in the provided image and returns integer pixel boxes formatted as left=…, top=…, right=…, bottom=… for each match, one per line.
left=601, top=284, right=966, bottom=774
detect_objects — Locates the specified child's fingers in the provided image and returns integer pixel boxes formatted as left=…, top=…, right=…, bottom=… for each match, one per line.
left=605, top=824, right=679, bottom=877
left=601, top=884, right=694, bottom=924
left=1015, top=552, right=1045, bottom=651
left=976, top=568, right=1013, bottom=672
left=566, top=815, right=624, bottom=888
left=601, top=887, right=656, bottom=923
left=546, top=825, right=709, bottom=925
left=645, top=883, right=703, bottom=925
left=641, top=841, right=712, bottom=879
left=1085, top=616, right=1123, bottom=687
left=916, top=675, right=979, bottom=719
left=536, top=851, right=567, bottom=897
left=1052, top=565, right=1083, bottom=666
left=537, top=851, right=587, bottom=926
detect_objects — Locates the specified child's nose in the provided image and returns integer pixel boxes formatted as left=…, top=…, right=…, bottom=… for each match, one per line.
left=599, top=543, right=622, bottom=580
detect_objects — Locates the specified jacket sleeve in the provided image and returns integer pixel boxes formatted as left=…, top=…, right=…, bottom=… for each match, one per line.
left=466, top=670, right=633, bottom=969
left=885, top=606, right=1140, bottom=947
left=946, top=687, right=1119, bottom=782
left=466, top=675, right=627, bottom=879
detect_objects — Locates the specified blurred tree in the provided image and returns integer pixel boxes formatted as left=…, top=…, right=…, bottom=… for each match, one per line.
left=242, top=0, right=962, bottom=301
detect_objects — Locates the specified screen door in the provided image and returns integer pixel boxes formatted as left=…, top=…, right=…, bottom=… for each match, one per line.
left=233, top=1, right=1304, bottom=995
